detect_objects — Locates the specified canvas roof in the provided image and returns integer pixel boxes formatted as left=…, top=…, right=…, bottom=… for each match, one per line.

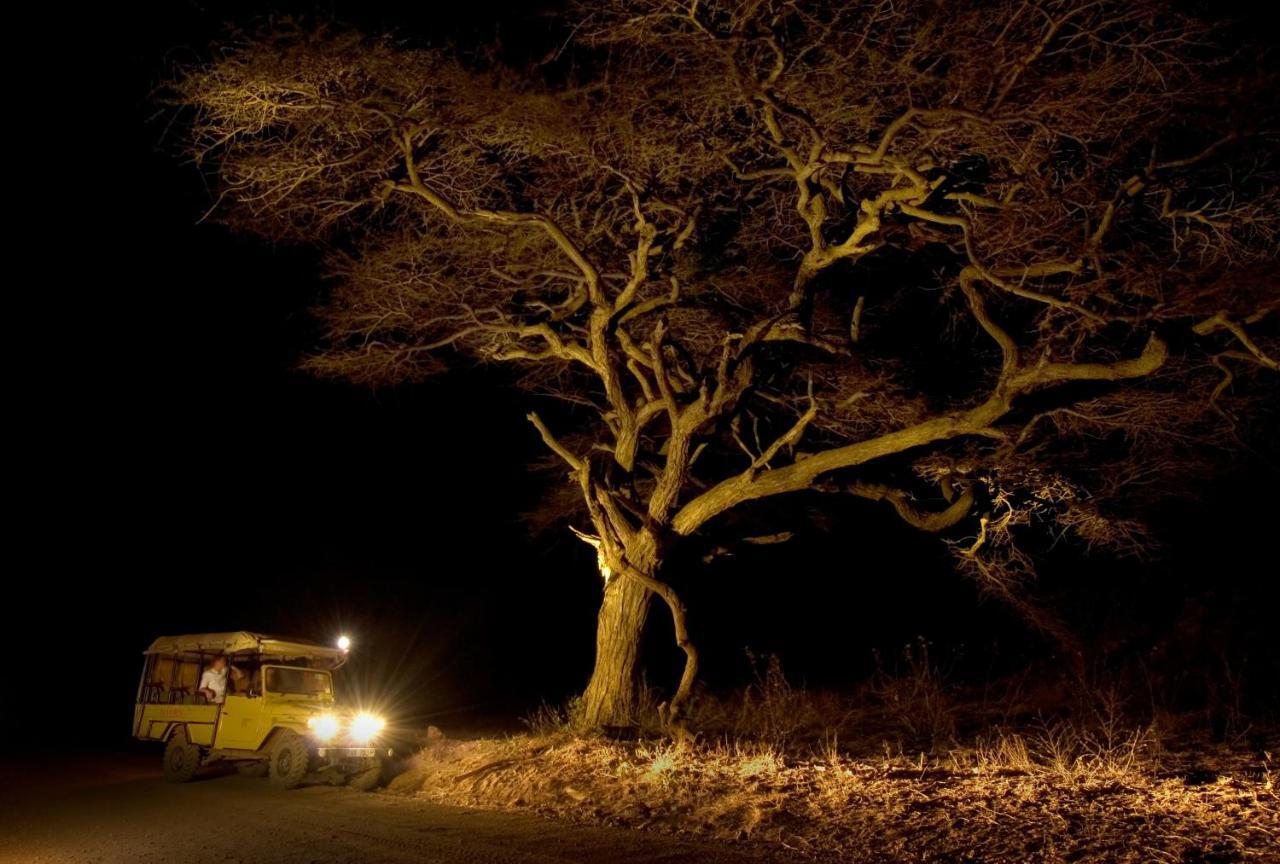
left=143, top=631, right=348, bottom=666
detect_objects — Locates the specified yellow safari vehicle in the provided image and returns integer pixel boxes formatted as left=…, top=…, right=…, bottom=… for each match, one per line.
left=133, top=631, right=389, bottom=790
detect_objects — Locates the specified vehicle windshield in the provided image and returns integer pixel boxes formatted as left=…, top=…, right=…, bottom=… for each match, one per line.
left=264, top=666, right=333, bottom=697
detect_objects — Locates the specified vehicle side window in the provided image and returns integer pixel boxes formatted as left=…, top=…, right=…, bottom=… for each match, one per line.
left=231, top=663, right=261, bottom=697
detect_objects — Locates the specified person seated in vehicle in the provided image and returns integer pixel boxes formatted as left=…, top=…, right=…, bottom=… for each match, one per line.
left=197, top=655, right=230, bottom=704
left=230, top=663, right=260, bottom=697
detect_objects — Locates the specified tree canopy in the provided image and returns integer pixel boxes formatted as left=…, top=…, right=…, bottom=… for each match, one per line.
left=169, top=0, right=1278, bottom=728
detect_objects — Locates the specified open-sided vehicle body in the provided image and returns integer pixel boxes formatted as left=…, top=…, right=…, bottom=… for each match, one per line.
left=134, top=631, right=388, bottom=789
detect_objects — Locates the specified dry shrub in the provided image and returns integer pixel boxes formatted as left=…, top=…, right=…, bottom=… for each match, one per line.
left=964, top=721, right=1157, bottom=781
left=942, top=683, right=1162, bottom=781
left=687, top=652, right=848, bottom=750
left=522, top=701, right=572, bottom=736
left=735, top=652, right=814, bottom=748
left=868, top=638, right=957, bottom=750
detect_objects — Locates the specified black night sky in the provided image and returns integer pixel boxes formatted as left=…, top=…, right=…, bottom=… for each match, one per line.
left=7, top=0, right=1277, bottom=754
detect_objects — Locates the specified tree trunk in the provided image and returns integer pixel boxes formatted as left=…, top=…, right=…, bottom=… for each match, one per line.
left=579, top=571, right=651, bottom=728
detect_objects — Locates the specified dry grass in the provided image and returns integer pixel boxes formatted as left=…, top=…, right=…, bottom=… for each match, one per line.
left=387, top=722, right=1277, bottom=863
left=390, top=658, right=1277, bottom=861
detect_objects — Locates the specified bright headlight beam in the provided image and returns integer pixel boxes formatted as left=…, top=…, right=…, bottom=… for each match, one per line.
left=307, top=714, right=341, bottom=741
left=349, top=713, right=385, bottom=743
left=337, top=635, right=351, bottom=651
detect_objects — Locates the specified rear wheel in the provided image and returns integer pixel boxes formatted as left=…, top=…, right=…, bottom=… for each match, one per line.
left=269, top=732, right=310, bottom=789
left=348, top=764, right=382, bottom=792
left=163, top=730, right=200, bottom=783
left=237, top=761, right=269, bottom=778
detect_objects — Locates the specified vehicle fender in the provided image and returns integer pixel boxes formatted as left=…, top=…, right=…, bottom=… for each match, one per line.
left=260, top=725, right=310, bottom=753
left=164, top=722, right=215, bottom=746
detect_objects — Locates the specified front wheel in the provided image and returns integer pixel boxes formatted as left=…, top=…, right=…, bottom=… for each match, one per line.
left=269, top=732, right=310, bottom=789
left=163, top=729, right=200, bottom=783
left=348, top=764, right=382, bottom=792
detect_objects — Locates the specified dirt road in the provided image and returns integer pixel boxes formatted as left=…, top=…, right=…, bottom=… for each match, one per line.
left=0, top=754, right=803, bottom=864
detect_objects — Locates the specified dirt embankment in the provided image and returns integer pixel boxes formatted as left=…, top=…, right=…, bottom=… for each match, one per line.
left=387, top=733, right=1279, bottom=863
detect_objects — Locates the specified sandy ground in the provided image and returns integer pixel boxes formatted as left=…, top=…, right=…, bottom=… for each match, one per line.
left=0, top=753, right=804, bottom=864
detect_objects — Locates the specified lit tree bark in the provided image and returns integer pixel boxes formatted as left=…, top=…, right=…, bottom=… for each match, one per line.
left=580, top=570, right=651, bottom=728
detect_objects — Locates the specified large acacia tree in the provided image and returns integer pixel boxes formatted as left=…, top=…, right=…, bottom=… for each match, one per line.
left=171, top=0, right=1277, bottom=729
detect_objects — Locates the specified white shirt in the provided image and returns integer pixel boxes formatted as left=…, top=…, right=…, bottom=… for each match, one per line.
left=199, top=667, right=228, bottom=703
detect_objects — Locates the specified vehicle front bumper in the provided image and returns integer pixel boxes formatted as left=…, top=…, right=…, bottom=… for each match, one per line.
left=316, top=746, right=389, bottom=758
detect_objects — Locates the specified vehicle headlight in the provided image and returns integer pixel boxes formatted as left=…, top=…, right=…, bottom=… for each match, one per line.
left=349, top=713, right=385, bottom=743
left=307, top=713, right=341, bottom=741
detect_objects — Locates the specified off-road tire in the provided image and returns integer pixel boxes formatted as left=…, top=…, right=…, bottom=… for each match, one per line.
left=163, top=729, right=200, bottom=783
left=237, top=761, right=269, bottom=778
left=269, top=731, right=310, bottom=789
left=348, top=764, right=382, bottom=792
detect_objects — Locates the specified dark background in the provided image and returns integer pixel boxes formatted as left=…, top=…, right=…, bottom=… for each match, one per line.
left=7, top=0, right=1276, bottom=753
